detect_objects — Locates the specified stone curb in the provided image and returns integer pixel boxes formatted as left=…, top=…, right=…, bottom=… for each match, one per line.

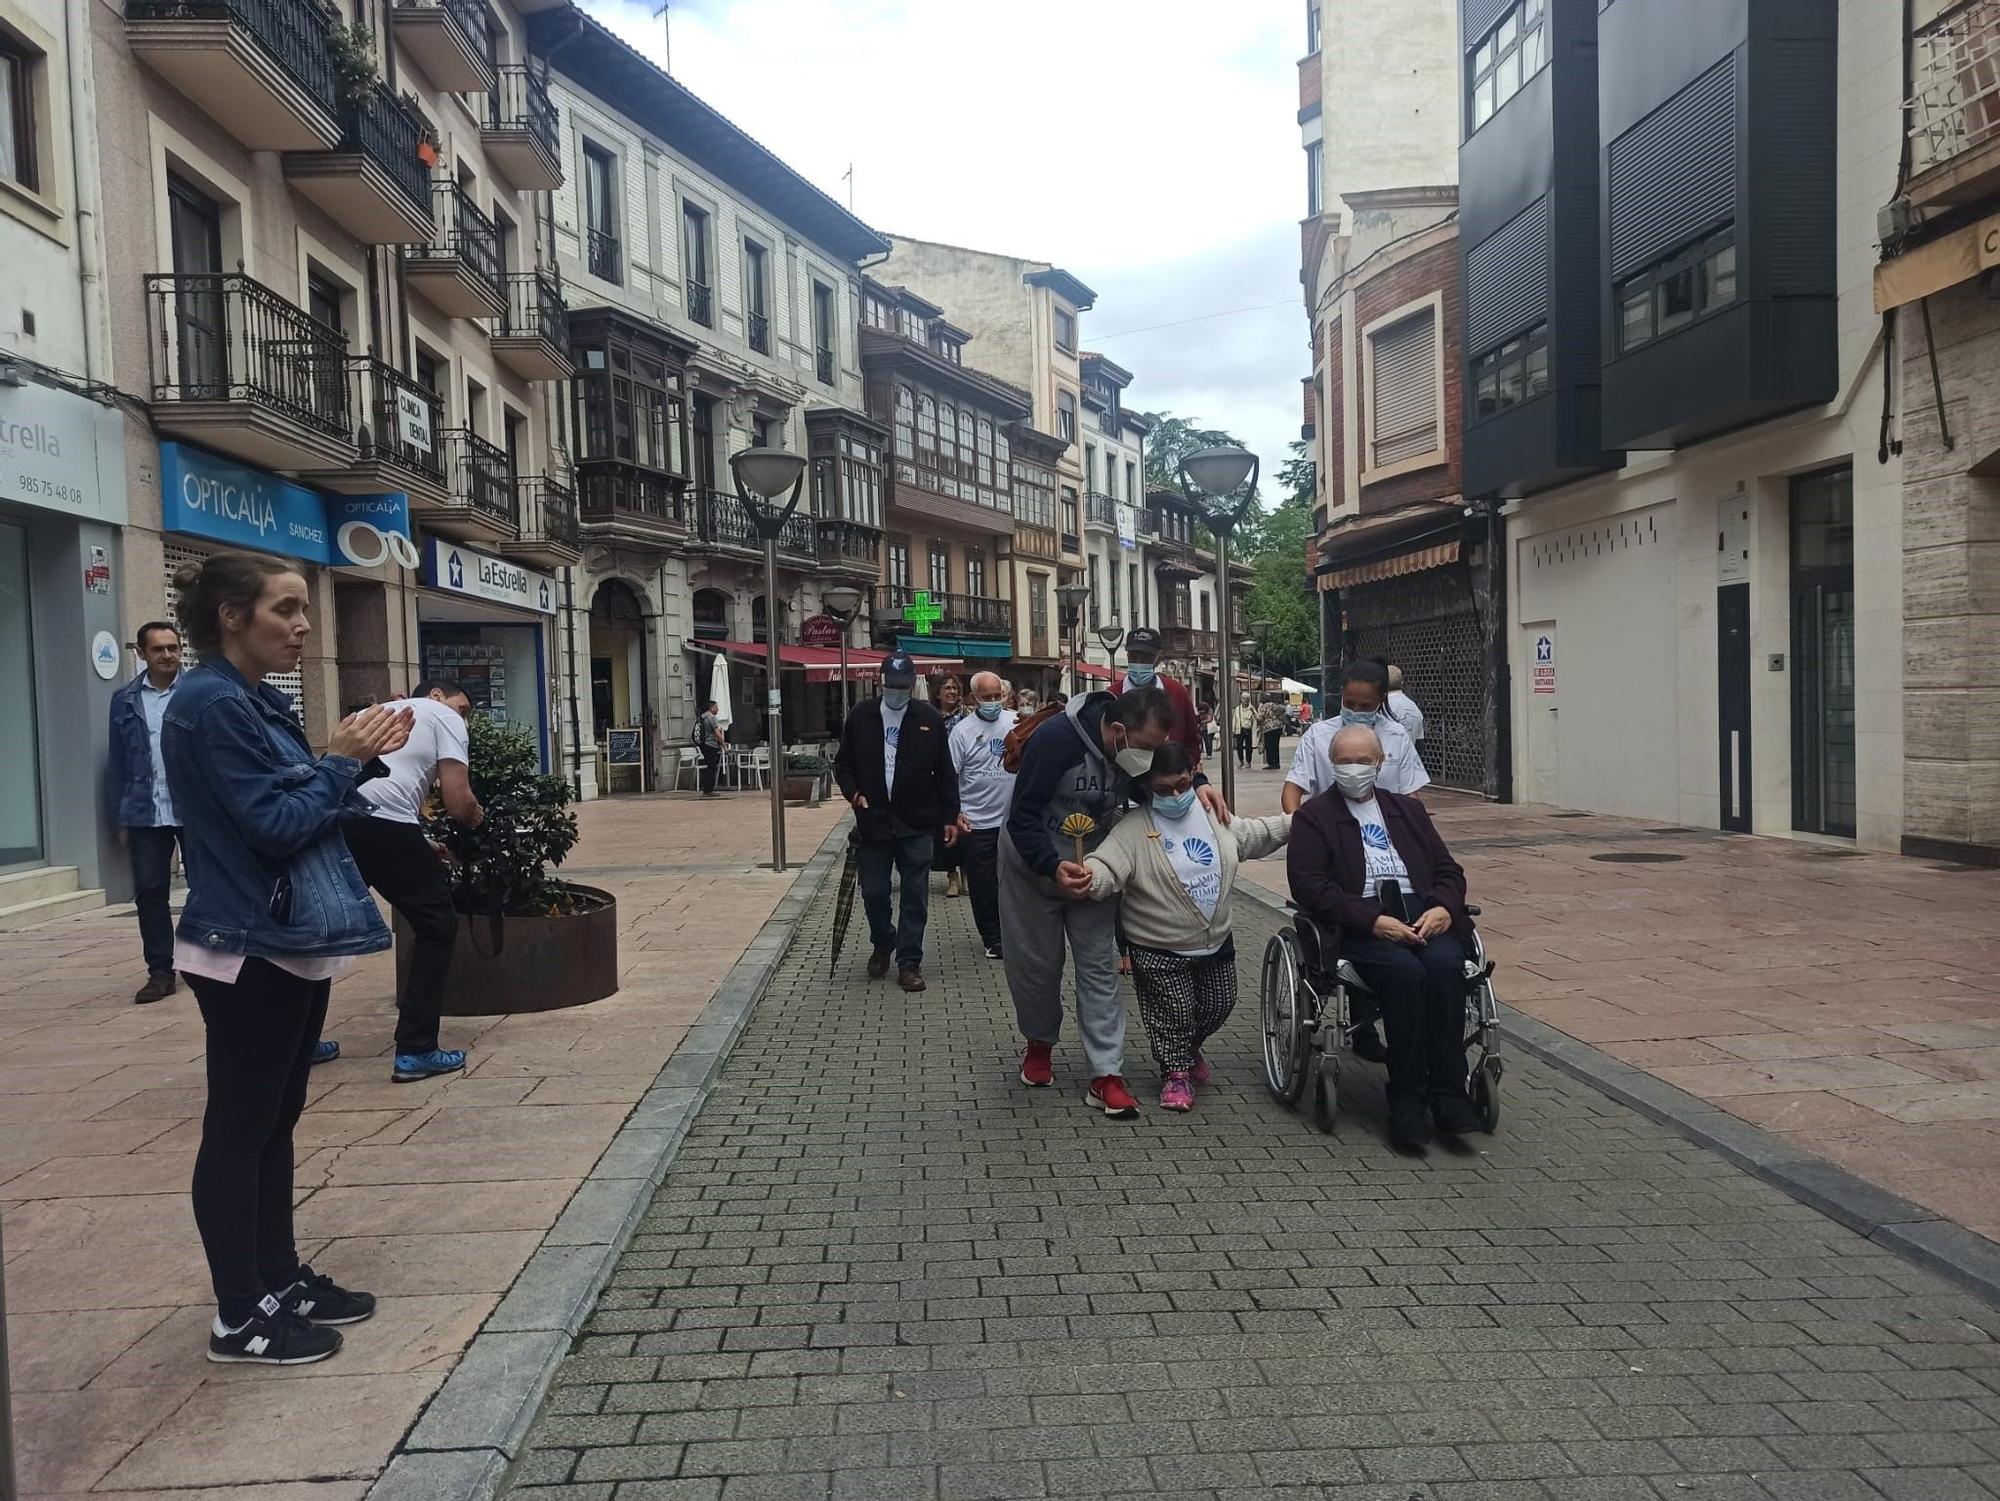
left=1230, top=875, right=2000, bottom=1309
left=365, top=818, right=852, bottom=1501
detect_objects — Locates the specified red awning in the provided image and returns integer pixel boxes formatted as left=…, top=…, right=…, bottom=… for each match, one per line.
left=694, top=640, right=966, bottom=684
left=1074, top=661, right=1115, bottom=682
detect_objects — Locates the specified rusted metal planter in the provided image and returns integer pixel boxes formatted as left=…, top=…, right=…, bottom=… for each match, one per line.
left=395, top=883, right=619, bottom=1015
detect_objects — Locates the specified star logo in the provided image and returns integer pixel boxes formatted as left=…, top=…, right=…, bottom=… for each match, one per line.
left=447, top=550, right=464, bottom=589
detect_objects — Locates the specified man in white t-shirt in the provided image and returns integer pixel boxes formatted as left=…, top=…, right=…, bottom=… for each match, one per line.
left=1385, top=663, right=1427, bottom=742
left=1282, top=659, right=1429, bottom=812
left=950, top=671, right=1018, bottom=959
left=343, top=679, right=487, bottom=1082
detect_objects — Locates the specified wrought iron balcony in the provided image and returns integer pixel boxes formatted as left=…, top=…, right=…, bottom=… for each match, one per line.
left=489, top=270, right=572, bottom=381
left=388, top=0, right=491, bottom=91
left=587, top=227, right=621, bottom=283
left=350, top=356, right=445, bottom=493
left=1084, top=490, right=1118, bottom=530
left=405, top=178, right=505, bottom=317
left=443, top=427, right=518, bottom=533
left=873, top=585, right=1012, bottom=638
left=283, top=81, right=432, bottom=242
left=815, top=517, right=880, bottom=576
left=1909, top=0, right=2000, bottom=205
left=748, top=309, right=770, bottom=354
left=145, top=270, right=356, bottom=470
left=686, top=278, right=712, bottom=327
left=501, top=473, right=580, bottom=565
left=125, top=0, right=339, bottom=151
left=484, top=63, right=560, bottom=190
left=815, top=345, right=834, bottom=385
left=693, top=488, right=815, bottom=562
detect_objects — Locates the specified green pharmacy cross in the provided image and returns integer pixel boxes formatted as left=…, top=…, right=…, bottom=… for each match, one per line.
left=903, top=590, right=945, bottom=636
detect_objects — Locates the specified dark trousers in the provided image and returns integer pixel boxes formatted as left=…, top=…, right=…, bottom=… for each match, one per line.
left=934, top=826, right=964, bottom=875
left=343, top=816, right=457, bottom=1054
left=186, top=957, right=328, bottom=1324
left=699, top=743, right=722, bottom=794
left=1263, top=727, right=1282, bottom=768
left=961, top=827, right=1002, bottom=948
left=1340, top=928, right=1471, bottom=1107
left=128, top=824, right=183, bottom=975
left=1235, top=728, right=1253, bottom=767
left=859, top=832, right=933, bottom=970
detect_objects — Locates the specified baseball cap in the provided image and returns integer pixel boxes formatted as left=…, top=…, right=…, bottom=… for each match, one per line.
left=1125, top=627, right=1162, bottom=661
left=880, top=651, right=917, bottom=688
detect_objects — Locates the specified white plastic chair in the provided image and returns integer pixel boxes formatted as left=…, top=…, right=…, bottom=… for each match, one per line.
left=750, top=745, right=772, bottom=789
left=672, top=747, right=699, bottom=792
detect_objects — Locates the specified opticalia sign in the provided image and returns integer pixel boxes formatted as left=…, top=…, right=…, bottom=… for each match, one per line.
left=159, top=444, right=413, bottom=569
left=422, top=537, right=556, bottom=614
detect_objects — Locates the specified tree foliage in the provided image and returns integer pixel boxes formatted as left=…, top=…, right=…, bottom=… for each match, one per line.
left=426, top=715, right=582, bottom=916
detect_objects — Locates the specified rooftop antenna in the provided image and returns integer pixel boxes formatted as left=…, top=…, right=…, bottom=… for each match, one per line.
left=651, top=0, right=671, bottom=73
left=841, top=163, right=853, bottom=212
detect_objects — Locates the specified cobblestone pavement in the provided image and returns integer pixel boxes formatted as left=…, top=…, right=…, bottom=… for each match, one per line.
left=503, top=856, right=2000, bottom=1501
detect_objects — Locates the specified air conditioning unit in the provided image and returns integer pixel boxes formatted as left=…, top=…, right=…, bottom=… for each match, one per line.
left=1879, top=196, right=1915, bottom=249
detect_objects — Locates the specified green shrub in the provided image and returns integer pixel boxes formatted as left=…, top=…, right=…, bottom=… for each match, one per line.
left=426, top=715, right=581, bottom=916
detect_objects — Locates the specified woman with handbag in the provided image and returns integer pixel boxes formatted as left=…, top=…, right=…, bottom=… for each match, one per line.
left=162, top=552, right=412, bottom=1365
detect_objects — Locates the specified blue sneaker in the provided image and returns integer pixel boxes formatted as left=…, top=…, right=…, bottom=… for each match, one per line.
left=311, top=1040, right=340, bottom=1066
left=392, top=1047, right=466, bottom=1083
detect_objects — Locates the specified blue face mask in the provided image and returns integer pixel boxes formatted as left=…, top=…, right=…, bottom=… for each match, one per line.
left=1340, top=706, right=1380, bottom=728
left=1126, top=663, right=1158, bottom=687
left=974, top=700, right=1004, bottom=721
left=1152, top=789, right=1197, bottom=819
left=882, top=688, right=912, bottom=710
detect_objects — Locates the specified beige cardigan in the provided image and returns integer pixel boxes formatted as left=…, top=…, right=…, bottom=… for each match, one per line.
left=1082, top=808, right=1291, bottom=953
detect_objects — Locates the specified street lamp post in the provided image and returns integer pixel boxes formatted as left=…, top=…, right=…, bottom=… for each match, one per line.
left=1178, top=446, right=1260, bottom=811
left=730, top=445, right=809, bottom=873
left=1095, top=622, right=1126, bottom=682
left=1056, top=581, right=1091, bottom=700
left=821, top=584, right=865, bottom=727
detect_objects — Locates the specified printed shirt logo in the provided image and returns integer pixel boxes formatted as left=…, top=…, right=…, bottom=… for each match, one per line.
left=986, top=737, right=1007, bottom=760
left=1182, top=837, right=1216, bottom=867
left=1361, top=823, right=1392, bottom=851
left=884, top=725, right=901, bottom=746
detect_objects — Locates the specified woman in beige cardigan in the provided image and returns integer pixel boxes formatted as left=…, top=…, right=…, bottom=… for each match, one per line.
left=1061, top=742, right=1291, bottom=1111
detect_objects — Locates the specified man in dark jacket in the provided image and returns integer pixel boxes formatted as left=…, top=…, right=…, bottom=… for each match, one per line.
left=108, top=621, right=186, bottom=1003
left=1286, top=723, right=1479, bottom=1148
left=835, top=652, right=962, bottom=992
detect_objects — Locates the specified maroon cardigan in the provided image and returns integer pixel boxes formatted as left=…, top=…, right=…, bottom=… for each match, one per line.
left=1286, top=788, right=1472, bottom=947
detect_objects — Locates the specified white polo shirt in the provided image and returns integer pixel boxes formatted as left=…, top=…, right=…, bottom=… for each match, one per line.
left=1287, top=714, right=1430, bottom=799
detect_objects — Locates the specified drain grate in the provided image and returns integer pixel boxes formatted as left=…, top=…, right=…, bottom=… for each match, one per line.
left=1645, top=826, right=1688, bottom=834
left=1590, top=852, right=1686, bottom=864
left=1549, top=812, right=1594, bottom=819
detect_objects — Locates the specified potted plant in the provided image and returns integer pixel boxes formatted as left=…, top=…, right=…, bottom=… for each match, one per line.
left=399, top=714, right=619, bottom=1014
left=782, top=751, right=832, bottom=806
left=326, top=22, right=378, bottom=116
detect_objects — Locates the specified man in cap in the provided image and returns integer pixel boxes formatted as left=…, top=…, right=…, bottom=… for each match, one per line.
left=1118, top=626, right=1205, bottom=767
left=834, top=651, right=963, bottom=992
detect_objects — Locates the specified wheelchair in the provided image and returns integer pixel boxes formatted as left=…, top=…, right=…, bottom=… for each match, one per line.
left=1259, top=902, right=1502, bottom=1135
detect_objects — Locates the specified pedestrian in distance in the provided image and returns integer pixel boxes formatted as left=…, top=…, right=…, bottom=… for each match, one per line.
left=1259, top=698, right=1283, bottom=769
left=1199, top=706, right=1217, bottom=760
left=694, top=698, right=725, bottom=796
left=162, top=551, right=410, bottom=1366
left=1232, top=693, right=1256, bottom=769
left=949, top=671, right=1017, bottom=958
left=1017, top=687, right=1041, bottom=716
left=1384, top=661, right=1427, bottom=742
left=344, top=679, right=487, bottom=1083
left=109, top=620, right=187, bottom=1004
left=1064, top=741, right=1290, bottom=1112
left=834, top=652, right=963, bottom=992
left=1006, top=684, right=1225, bottom=1118
left=934, top=676, right=968, bottom=897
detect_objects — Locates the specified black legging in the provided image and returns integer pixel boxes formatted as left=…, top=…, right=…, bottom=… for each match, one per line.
left=186, top=958, right=328, bottom=1325
left=1263, top=727, right=1282, bottom=769
left=1234, top=728, right=1253, bottom=767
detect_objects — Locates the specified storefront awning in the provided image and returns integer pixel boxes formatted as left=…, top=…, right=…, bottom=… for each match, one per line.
left=1074, top=661, right=1116, bottom=682
left=692, top=639, right=965, bottom=684
left=1321, top=539, right=1460, bottom=590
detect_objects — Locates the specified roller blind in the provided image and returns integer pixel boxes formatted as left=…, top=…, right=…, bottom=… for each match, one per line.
left=1370, top=308, right=1438, bottom=468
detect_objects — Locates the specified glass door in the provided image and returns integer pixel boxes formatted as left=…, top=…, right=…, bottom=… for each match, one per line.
left=167, top=174, right=226, bottom=399
left=0, top=521, right=43, bottom=867
left=1790, top=467, right=1856, bottom=837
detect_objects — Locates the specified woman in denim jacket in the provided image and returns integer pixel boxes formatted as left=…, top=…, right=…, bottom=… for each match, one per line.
left=163, top=552, right=412, bottom=1366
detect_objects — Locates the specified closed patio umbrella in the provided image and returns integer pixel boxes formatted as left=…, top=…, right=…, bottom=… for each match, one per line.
left=709, top=651, right=734, bottom=735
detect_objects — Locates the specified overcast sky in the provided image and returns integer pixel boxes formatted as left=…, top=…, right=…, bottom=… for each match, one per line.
left=582, top=0, right=1309, bottom=475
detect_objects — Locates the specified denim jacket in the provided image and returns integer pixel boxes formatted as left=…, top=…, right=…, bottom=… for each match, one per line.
left=109, top=669, right=170, bottom=827
left=161, top=657, right=389, bottom=960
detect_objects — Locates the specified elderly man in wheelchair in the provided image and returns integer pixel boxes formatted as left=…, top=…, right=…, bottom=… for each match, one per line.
left=1270, top=723, right=1500, bottom=1147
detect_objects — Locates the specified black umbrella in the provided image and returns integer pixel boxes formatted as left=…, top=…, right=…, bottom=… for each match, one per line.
left=829, top=830, right=861, bottom=978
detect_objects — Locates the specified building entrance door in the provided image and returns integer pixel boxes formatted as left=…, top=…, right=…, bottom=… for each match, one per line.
left=1790, top=467, right=1855, bottom=837
left=1522, top=621, right=1558, bottom=806
left=0, top=521, right=44, bottom=868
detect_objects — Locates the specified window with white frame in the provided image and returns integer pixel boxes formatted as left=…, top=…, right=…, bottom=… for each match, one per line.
left=1306, top=139, right=1323, bottom=218
left=1469, top=0, right=1547, bottom=131
left=1366, top=305, right=1440, bottom=470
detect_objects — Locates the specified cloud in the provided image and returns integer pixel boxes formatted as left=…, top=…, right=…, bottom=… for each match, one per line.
left=580, top=0, right=1311, bottom=464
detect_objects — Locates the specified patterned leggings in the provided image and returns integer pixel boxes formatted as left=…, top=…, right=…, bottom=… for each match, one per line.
left=1127, top=939, right=1238, bottom=1074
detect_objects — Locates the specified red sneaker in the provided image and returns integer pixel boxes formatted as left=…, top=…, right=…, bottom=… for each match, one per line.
left=1020, top=1040, right=1054, bottom=1088
left=1086, top=1075, right=1140, bottom=1118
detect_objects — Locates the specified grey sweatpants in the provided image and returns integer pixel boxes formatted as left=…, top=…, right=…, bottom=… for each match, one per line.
left=998, top=829, right=1124, bottom=1077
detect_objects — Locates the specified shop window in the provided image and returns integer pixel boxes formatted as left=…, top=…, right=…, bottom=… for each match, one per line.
left=691, top=587, right=730, bottom=640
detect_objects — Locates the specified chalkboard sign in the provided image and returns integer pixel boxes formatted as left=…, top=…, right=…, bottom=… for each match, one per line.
left=607, top=727, right=643, bottom=766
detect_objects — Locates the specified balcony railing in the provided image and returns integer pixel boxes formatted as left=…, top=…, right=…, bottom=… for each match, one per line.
left=445, top=427, right=517, bottom=526
left=748, top=309, right=770, bottom=354
left=816, top=517, right=880, bottom=573
left=874, top=585, right=1012, bottom=638
left=1911, top=0, right=2000, bottom=175
left=1014, top=524, right=1061, bottom=562
left=1060, top=530, right=1081, bottom=555
left=342, top=82, right=429, bottom=218
left=815, top=345, right=834, bottom=385
left=577, top=463, right=688, bottom=527
left=587, top=227, right=621, bottom=282
left=145, top=271, right=351, bottom=438
left=409, top=178, right=503, bottom=290
left=396, top=0, right=491, bottom=62
left=488, top=63, right=557, bottom=158
left=1084, top=490, right=1118, bottom=529
left=127, top=0, right=337, bottom=113
left=354, top=356, right=444, bottom=484
left=494, top=270, right=568, bottom=353
left=695, top=488, right=815, bottom=558
left=517, top=474, right=579, bottom=548
left=686, top=278, right=712, bottom=326
left=1160, top=625, right=1219, bottom=659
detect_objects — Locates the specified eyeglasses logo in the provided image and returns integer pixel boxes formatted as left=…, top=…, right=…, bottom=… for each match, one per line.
left=337, top=520, right=420, bottom=570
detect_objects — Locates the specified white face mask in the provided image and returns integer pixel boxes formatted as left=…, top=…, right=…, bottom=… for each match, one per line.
left=1333, top=761, right=1379, bottom=800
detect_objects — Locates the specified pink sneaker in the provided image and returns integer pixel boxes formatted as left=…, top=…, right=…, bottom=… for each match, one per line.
left=1160, top=1072, right=1194, bottom=1112
left=1189, top=1053, right=1213, bottom=1086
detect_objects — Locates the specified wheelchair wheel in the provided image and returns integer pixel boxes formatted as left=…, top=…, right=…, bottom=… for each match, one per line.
left=1471, top=1056, right=1501, bottom=1133
left=1311, top=1054, right=1338, bottom=1134
left=1260, top=931, right=1311, bottom=1105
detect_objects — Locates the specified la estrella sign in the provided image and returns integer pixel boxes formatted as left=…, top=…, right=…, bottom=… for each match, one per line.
left=422, top=537, right=557, bottom=615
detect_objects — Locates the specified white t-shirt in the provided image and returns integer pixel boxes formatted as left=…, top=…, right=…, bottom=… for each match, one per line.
left=1287, top=714, right=1430, bottom=799
left=880, top=699, right=908, bottom=795
left=1388, top=689, right=1426, bottom=742
left=1345, top=793, right=1413, bottom=898
left=357, top=698, right=470, bottom=825
left=1155, top=802, right=1225, bottom=954
left=950, top=709, right=1018, bottom=830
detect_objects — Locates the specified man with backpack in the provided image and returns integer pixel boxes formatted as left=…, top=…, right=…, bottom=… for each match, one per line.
left=695, top=699, right=724, bottom=797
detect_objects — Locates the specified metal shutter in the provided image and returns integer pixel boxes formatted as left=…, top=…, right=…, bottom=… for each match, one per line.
left=163, top=543, right=306, bottom=720
left=1370, top=308, right=1438, bottom=467
left=1465, top=196, right=1550, bottom=355
left=1607, top=57, right=1737, bottom=279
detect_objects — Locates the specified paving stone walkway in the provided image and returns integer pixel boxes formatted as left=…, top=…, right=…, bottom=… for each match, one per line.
left=502, top=857, right=2000, bottom=1501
